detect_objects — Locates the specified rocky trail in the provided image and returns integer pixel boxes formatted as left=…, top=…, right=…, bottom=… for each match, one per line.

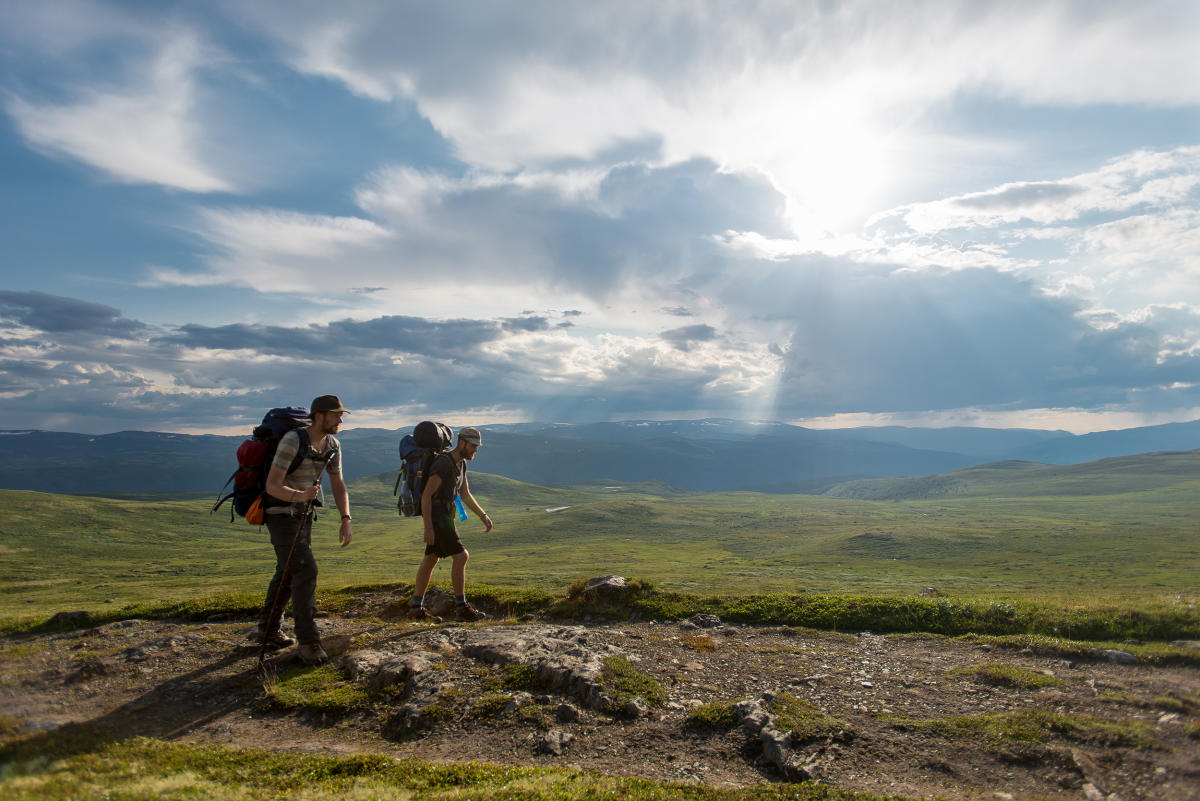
left=2, top=586, right=1199, bottom=801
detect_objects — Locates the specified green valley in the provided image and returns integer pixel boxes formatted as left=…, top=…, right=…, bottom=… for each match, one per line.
left=2, top=450, right=1198, bottom=628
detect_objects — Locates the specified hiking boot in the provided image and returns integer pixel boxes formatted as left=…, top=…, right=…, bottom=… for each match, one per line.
left=407, top=607, right=442, bottom=623
left=260, top=629, right=296, bottom=649
left=455, top=603, right=488, bottom=622
left=298, top=642, right=328, bottom=666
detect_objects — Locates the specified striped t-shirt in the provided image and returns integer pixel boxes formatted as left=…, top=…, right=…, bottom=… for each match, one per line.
left=266, top=429, right=342, bottom=515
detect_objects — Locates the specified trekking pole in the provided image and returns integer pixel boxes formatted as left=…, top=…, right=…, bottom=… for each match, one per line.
left=256, top=482, right=319, bottom=674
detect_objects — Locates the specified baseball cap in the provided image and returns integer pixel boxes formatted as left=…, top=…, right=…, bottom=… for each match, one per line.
left=459, top=426, right=482, bottom=445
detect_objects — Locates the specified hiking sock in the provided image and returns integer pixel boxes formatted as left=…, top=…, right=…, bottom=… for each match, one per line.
left=410, top=594, right=424, bottom=610
left=455, top=594, right=467, bottom=609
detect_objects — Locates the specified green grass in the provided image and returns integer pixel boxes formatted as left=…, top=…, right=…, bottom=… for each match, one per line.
left=263, top=665, right=371, bottom=714
left=471, top=691, right=512, bottom=717
left=882, top=709, right=1156, bottom=748
left=2, top=457, right=1199, bottom=637
left=767, top=694, right=852, bottom=744
left=951, top=663, right=1064, bottom=689
left=488, top=663, right=554, bottom=693
left=599, top=656, right=666, bottom=712
left=0, top=735, right=916, bottom=801
left=685, top=700, right=739, bottom=729
left=959, top=634, right=1200, bottom=666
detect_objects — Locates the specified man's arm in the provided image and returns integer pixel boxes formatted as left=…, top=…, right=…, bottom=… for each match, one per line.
left=459, top=474, right=492, bottom=532
left=265, top=463, right=319, bottom=503
left=421, top=474, right=442, bottom=545
left=328, top=472, right=352, bottom=547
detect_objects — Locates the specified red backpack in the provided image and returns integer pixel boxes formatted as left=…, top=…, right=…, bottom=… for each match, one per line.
left=212, top=407, right=313, bottom=523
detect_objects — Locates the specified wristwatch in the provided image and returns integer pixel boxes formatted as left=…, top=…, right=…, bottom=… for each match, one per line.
left=341, top=514, right=352, bottom=521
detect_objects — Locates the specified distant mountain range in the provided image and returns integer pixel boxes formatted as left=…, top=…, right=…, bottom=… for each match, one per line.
left=1, top=417, right=1198, bottom=497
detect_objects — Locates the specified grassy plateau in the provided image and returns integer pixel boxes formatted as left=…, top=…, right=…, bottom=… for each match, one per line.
left=2, top=450, right=1198, bottom=629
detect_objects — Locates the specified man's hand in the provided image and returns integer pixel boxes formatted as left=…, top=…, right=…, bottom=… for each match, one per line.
left=339, top=519, right=353, bottom=547
left=481, top=514, right=493, bottom=533
left=423, top=527, right=436, bottom=545
left=298, top=483, right=320, bottom=502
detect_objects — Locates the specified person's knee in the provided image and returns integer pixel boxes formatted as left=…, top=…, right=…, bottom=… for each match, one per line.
left=453, top=549, right=469, bottom=564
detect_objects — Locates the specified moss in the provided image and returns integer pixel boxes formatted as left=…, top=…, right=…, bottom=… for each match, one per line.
left=481, top=663, right=552, bottom=693
left=599, top=656, right=666, bottom=713
left=471, top=692, right=511, bottom=718
left=953, top=663, right=1064, bottom=689
left=0, top=734, right=916, bottom=800
left=684, top=700, right=738, bottom=729
left=515, top=704, right=556, bottom=729
left=264, top=665, right=370, bottom=714
left=682, top=634, right=718, bottom=652
left=1185, top=721, right=1200, bottom=739
left=884, top=709, right=1157, bottom=749
left=1152, top=695, right=1189, bottom=713
left=961, top=634, right=1200, bottom=667
left=767, top=693, right=853, bottom=744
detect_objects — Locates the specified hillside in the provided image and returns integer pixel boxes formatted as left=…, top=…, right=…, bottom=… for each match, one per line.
left=4, top=453, right=1199, bottom=623
left=821, top=448, right=1200, bottom=501
left=4, top=417, right=1199, bottom=498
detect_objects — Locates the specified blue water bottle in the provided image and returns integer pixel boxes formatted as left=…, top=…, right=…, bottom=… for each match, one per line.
left=454, top=494, right=468, bottom=521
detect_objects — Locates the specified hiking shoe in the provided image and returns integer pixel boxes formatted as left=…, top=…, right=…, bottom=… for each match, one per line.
left=455, top=603, right=488, bottom=622
left=298, top=642, right=328, bottom=666
left=258, top=629, right=296, bottom=649
left=407, top=607, right=442, bottom=623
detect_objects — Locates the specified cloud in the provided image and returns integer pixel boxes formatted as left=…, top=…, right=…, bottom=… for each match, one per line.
left=222, top=1, right=1200, bottom=229
left=717, top=262, right=1200, bottom=418
left=884, top=146, right=1200, bottom=233
left=5, top=32, right=233, bottom=192
left=165, top=158, right=788, bottom=316
left=660, top=324, right=719, bottom=351
left=0, top=291, right=145, bottom=336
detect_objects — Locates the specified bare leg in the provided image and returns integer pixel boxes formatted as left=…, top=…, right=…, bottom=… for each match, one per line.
left=451, top=550, right=469, bottom=596
left=413, top=553, right=440, bottom=599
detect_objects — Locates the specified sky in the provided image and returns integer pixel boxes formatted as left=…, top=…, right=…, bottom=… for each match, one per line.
left=1, top=0, right=1198, bottom=436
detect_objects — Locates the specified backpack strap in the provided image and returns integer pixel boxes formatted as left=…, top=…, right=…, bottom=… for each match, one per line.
left=289, top=428, right=339, bottom=474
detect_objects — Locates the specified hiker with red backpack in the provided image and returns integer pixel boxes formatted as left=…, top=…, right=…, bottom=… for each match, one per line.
left=255, top=395, right=353, bottom=665
left=407, top=426, right=493, bottom=623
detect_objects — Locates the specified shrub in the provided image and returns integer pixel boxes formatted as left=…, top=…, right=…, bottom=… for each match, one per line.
left=684, top=700, right=737, bottom=728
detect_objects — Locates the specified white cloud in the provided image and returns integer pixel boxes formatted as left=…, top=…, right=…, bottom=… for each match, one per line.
left=5, top=33, right=233, bottom=192
left=225, top=1, right=1200, bottom=231
left=889, top=147, right=1200, bottom=233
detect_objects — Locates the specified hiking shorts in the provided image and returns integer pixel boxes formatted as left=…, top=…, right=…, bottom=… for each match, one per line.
left=426, top=516, right=464, bottom=558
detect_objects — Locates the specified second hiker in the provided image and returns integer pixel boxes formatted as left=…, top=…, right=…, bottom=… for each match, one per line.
left=256, top=395, right=353, bottom=665
left=408, top=426, right=493, bottom=622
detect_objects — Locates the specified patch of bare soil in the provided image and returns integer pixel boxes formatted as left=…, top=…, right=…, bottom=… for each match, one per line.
left=2, top=591, right=1198, bottom=801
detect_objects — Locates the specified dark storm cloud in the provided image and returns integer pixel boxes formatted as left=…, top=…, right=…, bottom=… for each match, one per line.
left=659, top=323, right=718, bottom=351
left=723, top=261, right=1200, bottom=418
left=162, top=315, right=507, bottom=359
left=0, top=291, right=144, bottom=336
left=500, top=316, right=552, bottom=333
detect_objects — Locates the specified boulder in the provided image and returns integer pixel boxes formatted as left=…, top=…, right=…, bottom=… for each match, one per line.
left=539, top=728, right=574, bottom=756
left=458, top=625, right=616, bottom=710
left=623, top=697, right=650, bottom=718
left=688, top=613, right=722, bottom=628
left=368, top=652, right=438, bottom=691
left=342, top=649, right=393, bottom=682
left=583, top=575, right=627, bottom=598
left=1101, top=649, right=1136, bottom=665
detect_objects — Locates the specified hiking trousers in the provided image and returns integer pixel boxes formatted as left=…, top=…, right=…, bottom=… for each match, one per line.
left=259, top=512, right=319, bottom=644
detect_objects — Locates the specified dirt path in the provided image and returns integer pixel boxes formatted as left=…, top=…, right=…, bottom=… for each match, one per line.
left=2, top=594, right=1198, bottom=800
